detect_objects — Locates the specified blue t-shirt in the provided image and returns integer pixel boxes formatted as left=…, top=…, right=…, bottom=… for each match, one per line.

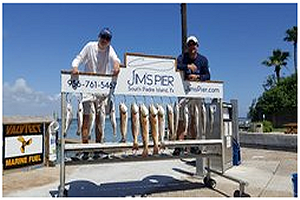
left=177, top=52, right=210, bottom=81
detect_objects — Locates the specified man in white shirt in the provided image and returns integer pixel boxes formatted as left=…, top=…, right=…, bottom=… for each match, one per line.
left=72, top=28, right=120, bottom=75
left=71, top=28, right=120, bottom=159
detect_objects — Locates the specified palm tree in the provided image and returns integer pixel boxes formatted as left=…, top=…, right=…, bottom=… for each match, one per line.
left=284, top=26, right=297, bottom=73
left=262, top=49, right=289, bottom=83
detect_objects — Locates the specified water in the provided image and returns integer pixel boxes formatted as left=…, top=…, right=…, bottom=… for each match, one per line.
left=61, top=118, right=141, bottom=143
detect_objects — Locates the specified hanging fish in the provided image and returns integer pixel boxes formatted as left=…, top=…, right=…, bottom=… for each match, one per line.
left=157, top=104, right=166, bottom=149
left=109, top=98, right=117, bottom=142
left=166, top=104, right=175, bottom=140
left=131, top=102, right=140, bottom=151
left=119, top=102, right=128, bottom=143
left=209, top=104, right=216, bottom=135
left=140, top=103, right=149, bottom=157
left=64, top=102, right=73, bottom=137
left=173, top=101, right=180, bottom=139
left=97, top=99, right=106, bottom=143
left=149, top=104, right=159, bottom=155
left=183, top=104, right=189, bottom=137
left=88, top=102, right=96, bottom=140
left=195, top=104, right=200, bottom=139
left=76, top=100, right=83, bottom=136
left=202, top=103, right=207, bottom=137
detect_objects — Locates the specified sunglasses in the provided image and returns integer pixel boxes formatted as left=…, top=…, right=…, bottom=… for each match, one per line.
left=188, top=42, right=198, bottom=47
left=100, top=35, right=111, bottom=41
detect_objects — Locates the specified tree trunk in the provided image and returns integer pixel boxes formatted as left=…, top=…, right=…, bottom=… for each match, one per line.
left=294, top=43, right=297, bottom=73
left=275, top=66, right=281, bottom=83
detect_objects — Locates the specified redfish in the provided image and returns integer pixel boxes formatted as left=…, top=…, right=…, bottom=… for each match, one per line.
left=166, top=104, right=175, bottom=140
left=119, top=102, right=128, bottom=143
left=131, top=102, right=140, bottom=151
left=149, top=104, right=159, bottom=155
left=140, top=103, right=149, bottom=157
left=157, top=104, right=166, bottom=149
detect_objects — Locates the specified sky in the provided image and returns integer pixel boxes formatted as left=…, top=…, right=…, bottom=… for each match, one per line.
left=2, top=3, right=297, bottom=118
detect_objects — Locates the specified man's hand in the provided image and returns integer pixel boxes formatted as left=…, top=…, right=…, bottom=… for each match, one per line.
left=112, top=62, right=120, bottom=76
left=72, top=67, right=79, bottom=75
left=187, top=63, right=197, bottom=73
left=187, top=74, right=199, bottom=81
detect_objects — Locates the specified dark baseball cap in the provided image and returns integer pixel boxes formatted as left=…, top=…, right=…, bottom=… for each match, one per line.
left=98, top=28, right=112, bottom=40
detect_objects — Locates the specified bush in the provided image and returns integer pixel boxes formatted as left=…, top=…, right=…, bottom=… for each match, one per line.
left=263, top=120, right=273, bottom=132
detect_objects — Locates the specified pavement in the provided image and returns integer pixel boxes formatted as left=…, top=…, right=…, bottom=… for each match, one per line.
left=2, top=147, right=297, bottom=197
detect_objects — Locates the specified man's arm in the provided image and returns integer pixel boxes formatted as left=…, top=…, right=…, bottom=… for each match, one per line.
left=177, top=54, right=198, bottom=73
left=176, top=54, right=188, bottom=71
left=199, top=58, right=210, bottom=81
left=112, top=60, right=120, bottom=76
left=110, top=46, right=121, bottom=76
left=71, top=43, right=89, bottom=75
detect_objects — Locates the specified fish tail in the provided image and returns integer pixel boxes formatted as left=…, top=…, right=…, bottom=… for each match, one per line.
left=160, top=142, right=166, bottom=150
left=142, top=148, right=149, bottom=157
left=132, top=143, right=139, bottom=151
left=153, top=146, right=159, bottom=155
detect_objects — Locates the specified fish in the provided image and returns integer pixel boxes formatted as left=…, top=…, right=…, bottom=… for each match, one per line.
left=149, top=104, right=159, bottom=155
left=131, top=102, right=140, bottom=151
left=195, top=104, right=200, bottom=139
left=97, top=100, right=106, bottom=143
left=157, top=104, right=166, bottom=149
left=109, top=99, right=117, bottom=142
left=166, top=104, right=175, bottom=140
left=76, top=100, right=83, bottom=136
left=174, top=101, right=180, bottom=139
left=202, top=103, right=207, bottom=137
left=88, top=102, right=96, bottom=140
left=119, top=102, right=128, bottom=143
left=183, top=104, right=189, bottom=137
left=64, top=102, right=73, bottom=137
left=209, top=104, right=216, bottom=135
left=140, top=103, right=149, bottom=157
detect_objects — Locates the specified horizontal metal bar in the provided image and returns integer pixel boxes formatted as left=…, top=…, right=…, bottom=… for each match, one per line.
left=205, top=167, right=249, bottom=186
left=64, top=139, right=223, bottom=152
left=65, top=152, right=222, bottom=165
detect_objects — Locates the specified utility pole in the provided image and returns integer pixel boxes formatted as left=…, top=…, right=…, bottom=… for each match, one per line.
left=181, top=3, right=187, bottom=55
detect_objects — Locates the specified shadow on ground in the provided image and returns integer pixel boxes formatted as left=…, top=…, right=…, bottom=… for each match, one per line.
left=50, top=174, right=205, bottom=197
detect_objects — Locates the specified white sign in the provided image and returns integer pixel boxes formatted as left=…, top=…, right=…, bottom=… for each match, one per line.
left=5, top=135, right=43, bottom=158
left=61, top=53, right=223, bottom=99
left=61, top=71, right=117, bottom=95
left=116, top=54, right=184, bottom=96
left=182, top=80, right=224, bottom=98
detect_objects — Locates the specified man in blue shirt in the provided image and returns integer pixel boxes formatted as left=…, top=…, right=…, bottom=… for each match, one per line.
left=177, top=35, right=210, bottom=81
left=173, top=35, right=210, bottom=156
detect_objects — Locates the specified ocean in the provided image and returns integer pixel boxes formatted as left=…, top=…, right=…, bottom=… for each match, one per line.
left=62, top=118, right=142, bottom=143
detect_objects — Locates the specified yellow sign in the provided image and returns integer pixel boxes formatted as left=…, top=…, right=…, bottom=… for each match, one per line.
left=3, top=123, right=44, bottom=170
left=5, top=154, right=42, bottom=168
left=5, top=124, right=42, bottom=135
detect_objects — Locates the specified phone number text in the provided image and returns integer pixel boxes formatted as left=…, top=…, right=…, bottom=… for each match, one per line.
left=67, top=79, right=117, bottom=90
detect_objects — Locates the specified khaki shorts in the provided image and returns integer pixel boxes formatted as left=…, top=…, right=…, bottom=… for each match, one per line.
left=82, top=94, right=111, bottom=115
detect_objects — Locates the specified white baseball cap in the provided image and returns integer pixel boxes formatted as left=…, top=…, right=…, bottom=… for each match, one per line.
left=186, top=35, right=198, bottom=45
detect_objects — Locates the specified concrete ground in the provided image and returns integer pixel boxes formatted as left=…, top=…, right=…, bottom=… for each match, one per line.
left=2, top=147, right=297, bottom=197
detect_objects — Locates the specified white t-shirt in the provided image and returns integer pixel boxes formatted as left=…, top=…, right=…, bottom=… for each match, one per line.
left=72, top=41, right=120, bottom=75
